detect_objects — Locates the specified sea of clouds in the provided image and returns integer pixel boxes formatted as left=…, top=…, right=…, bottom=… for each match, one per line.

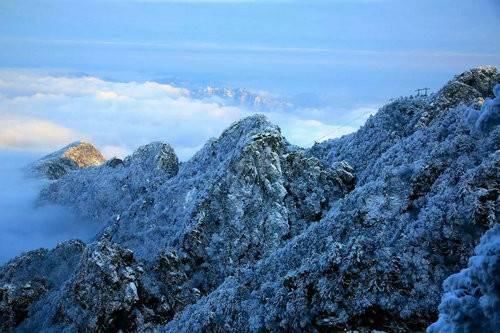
left=0, top=70, right=377, bottom=160
left=0, top=151, right=101, bottom=264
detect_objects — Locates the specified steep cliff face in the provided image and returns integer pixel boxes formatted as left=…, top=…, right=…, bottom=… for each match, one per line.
left=1, top=67, right=498, bottom=332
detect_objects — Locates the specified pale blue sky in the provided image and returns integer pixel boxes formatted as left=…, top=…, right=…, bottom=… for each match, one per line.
left=1, top=0, right=499, bottom=107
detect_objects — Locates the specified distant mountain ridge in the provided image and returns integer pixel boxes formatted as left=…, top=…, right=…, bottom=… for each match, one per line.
left=191, top=85, right=294, bottom=111
left=1, top=67, right=498, bottom=332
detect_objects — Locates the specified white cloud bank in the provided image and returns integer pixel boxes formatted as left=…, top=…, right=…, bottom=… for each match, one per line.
left=0, top=70, right=376, bottom=160
left=0, top=151, right=101, bottom=264
left=0, top=115, right=78, bottom=150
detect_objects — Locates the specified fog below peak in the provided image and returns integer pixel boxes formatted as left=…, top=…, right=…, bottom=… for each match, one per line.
left=0, top=151, right=101, bottom=264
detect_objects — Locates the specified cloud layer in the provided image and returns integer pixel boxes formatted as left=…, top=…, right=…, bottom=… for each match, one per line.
left=0, top=70, right=375, bottom=160
left=0, top=115, right=78, bottom=150
left=0, top=151, right=101, bottom=264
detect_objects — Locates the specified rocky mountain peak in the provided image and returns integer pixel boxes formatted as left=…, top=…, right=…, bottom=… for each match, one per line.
left=452, top=65, right=499, bottom=98
left=211, top=114, right=282, bottom=151
left=124, top=142, right=179, bottom=178
left=62, top=142, right=106, bottom=168
left=29, top=141, right=105, bottom=180
left=433, top=66, right=499, bottom=111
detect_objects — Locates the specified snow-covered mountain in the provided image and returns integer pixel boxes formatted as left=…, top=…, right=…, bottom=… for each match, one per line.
left=191, top=86, right=294, bottom=111
left=1, top=67, right=498, bottom=332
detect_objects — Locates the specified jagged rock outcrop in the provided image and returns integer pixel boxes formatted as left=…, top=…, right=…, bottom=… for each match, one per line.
left=29, top=141, right=105, bottom=180
left=0, top=67, right=498, bottom=332
left=0, top=280, right=47, bottom=332
left=49, top=240, right=144, bottom=331
left=0, top=240, right=85, bottom=332
left=123, top=142, right=179, bottom=177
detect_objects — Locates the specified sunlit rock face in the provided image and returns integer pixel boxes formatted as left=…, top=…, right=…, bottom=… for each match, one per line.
left=29, top=141, right=105, bottom=180
left=1, top=67, right=499, bottom=332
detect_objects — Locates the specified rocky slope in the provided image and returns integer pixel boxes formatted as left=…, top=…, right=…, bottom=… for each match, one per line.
left=0, top=67, right=498, bottom=332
